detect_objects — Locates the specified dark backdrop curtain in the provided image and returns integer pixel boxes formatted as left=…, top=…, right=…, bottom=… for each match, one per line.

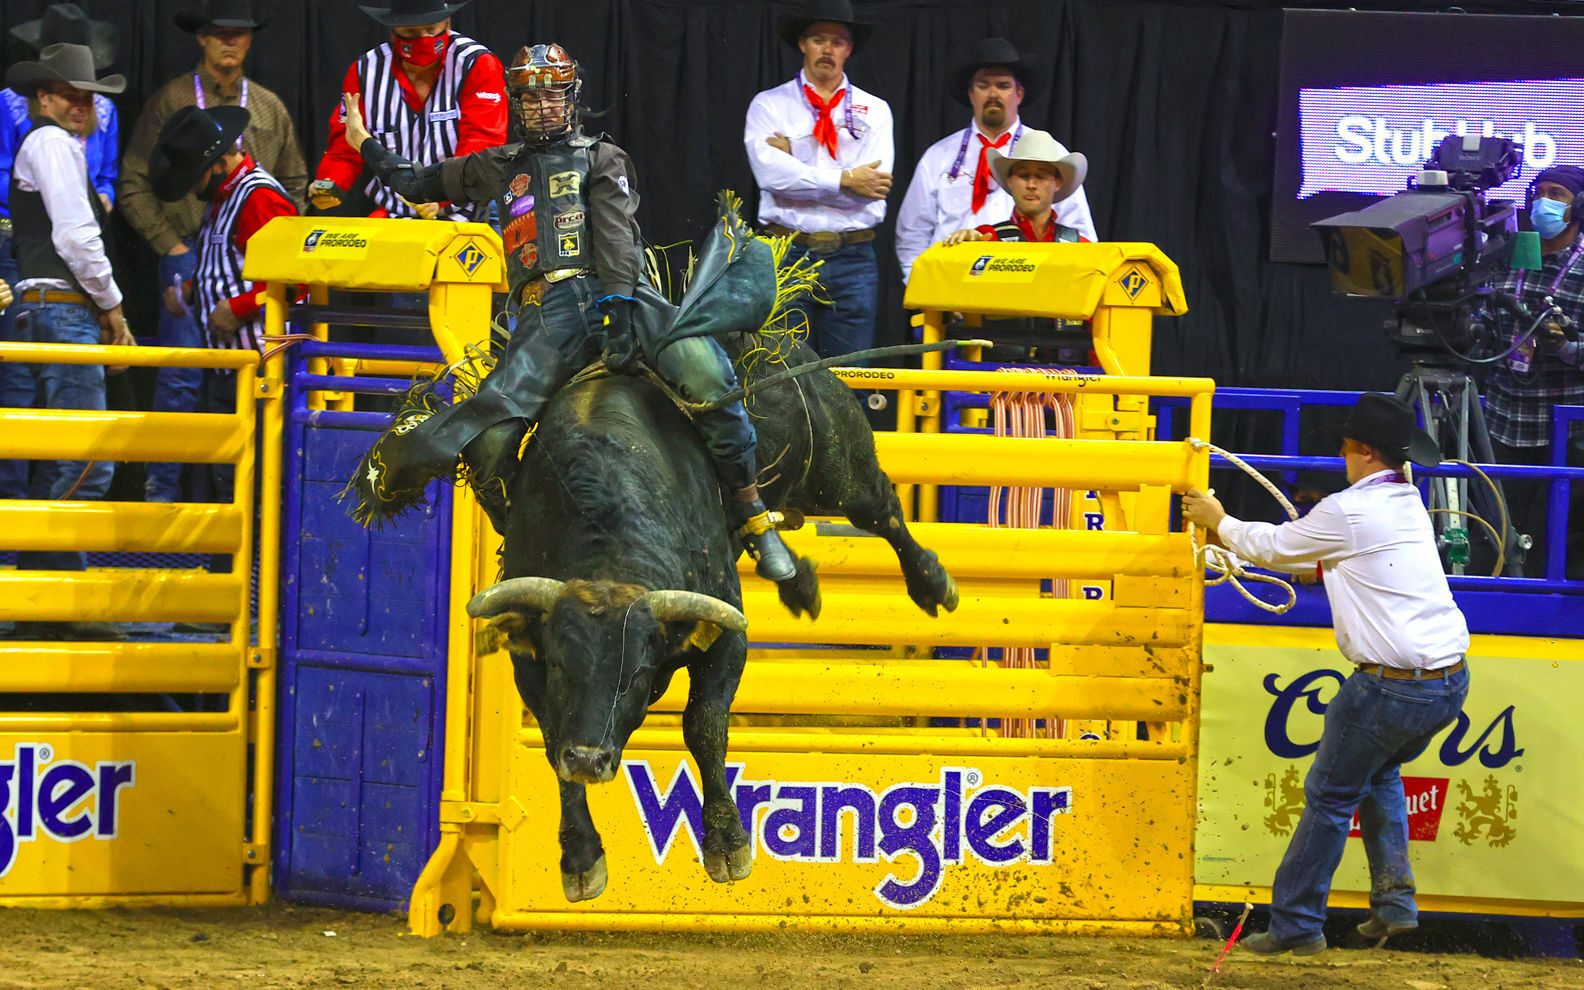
left=2, top=0, right=1571, bottom=402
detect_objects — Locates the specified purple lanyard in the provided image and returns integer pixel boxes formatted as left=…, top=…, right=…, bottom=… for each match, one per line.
left=948, top=120, right=1024, bottom=181
left=799, top=71, right=855, bottom=141
left=1513, top=236, right=1584, bottom=299
left=193, top=73, right=248, bottom=149
left=1360, top=471, right=1409, bottom=488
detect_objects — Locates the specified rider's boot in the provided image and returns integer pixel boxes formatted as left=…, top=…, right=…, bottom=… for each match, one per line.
left=461, top=421, right=528, bottom=537
left=731, top=483, right=796, bottom=582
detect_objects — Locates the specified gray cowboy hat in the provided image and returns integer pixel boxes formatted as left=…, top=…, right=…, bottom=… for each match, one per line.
left=986, top=130, right=1087, bottom=204
left=357, top=0, right=472, bottom=27
left=952, top=37, right=1045, bottom=106
left=173, top=0, right=271, bottom=32
left=1343, top=393, right=1442, bottom=467
left=4, top=43, right=126, bottom=96
left=149, top=104, right=250, bottom=202
left=10, top=4, right=118, bottom=71
left=778, top=0, right=872, bottom=53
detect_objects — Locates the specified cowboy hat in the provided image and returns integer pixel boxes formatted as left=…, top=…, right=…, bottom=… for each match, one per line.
left=952, top=37, right=1045, bottom=106
left=4, top=43, right=125, bottom=96
left=778, top=0, right=872, bottom=53
left=1342, top=393, right=1442, bottom=467
left=149, top=104, right=250, bottom=202
left=357, top=0, right=471, bottom=27
left=10, top=4, right=117, bottom=71
left=173, top=0, right=270, bottom=33
left=986, top=130, right=1087, bottom=204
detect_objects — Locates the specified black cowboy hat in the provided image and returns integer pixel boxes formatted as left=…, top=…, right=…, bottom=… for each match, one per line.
left=1342, top=393, right=1442, bottom=468
left=4, top=43, right=125, bottom=96
left=778, top=0, right=872, bottom=52
left=951, top=37, right=1046, bottom=107
left=358, top=0, right=472, bottom=28
left=10, top=4, right=117, bottom=71
left=150, top=104, right=250, bottom=202
left=173, top=0, right=270, bottom=33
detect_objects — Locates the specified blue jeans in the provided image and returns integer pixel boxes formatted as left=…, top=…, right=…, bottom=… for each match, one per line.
left=1268, top=664, right=1470, bottom=943
left=0, top=231, right=36, bottom=499
left=11, top=300, right=115, bottom=571
left=785, top=240, right=878, bottom=363
left=146, top=243, right=202, bottom=501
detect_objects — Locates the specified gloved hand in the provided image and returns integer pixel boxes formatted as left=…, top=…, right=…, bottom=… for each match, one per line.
left=309, top=179, right=345, bottom=211
left=600, top=297, right=640, bottom=372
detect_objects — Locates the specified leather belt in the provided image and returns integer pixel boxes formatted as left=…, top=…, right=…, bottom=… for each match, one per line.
left=517, top=269, right=592, bottom=306
left=765, top=224, right=876, bottom=254
left=1356, top=658, right=1465, bottom=680
left=19, top=288, right=91, bottom=307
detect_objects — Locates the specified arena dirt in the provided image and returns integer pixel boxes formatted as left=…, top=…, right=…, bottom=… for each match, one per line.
left=0, top=903, right=1579, bottom=989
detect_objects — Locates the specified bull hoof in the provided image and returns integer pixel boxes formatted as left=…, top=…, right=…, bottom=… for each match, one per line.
left=561, top=855, right=608, bottom=902
left=907, top=552, right=959, bottom=616
left=776, top=557, right=822, bottom=620
left=703, top=843, right=753, bottom=883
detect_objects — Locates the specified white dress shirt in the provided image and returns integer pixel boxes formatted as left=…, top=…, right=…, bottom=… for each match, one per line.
left=744, top=72, right=893, bottom=233
left=1216, top=469, right=1470, bottom=669
left=894, top=121, right=1097, bottom=282
left=13, top=123, right=121, bottom=310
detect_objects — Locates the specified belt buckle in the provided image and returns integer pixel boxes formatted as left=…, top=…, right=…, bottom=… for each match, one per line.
left=804, top=230, right=844, bottom=254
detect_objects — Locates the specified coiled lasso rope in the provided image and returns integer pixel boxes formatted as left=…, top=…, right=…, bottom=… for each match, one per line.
left=1185, top=437, right=1298, bottom=614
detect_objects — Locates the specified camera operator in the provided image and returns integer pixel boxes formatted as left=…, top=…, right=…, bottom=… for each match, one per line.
left=1478, top=164, right=1584, bottom=579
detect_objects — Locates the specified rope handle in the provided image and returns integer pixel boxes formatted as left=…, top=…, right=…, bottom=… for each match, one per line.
left=1185, top=437, right=1299, bottom=615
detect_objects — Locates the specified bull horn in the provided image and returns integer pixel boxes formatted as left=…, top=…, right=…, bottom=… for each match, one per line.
left=641, top=590, right=749, bottom=634
left=467, top=577, right=568, bottom=618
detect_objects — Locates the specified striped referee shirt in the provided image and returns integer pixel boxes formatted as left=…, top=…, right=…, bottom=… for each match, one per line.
left=317, top=32, right=507, bottom=220
left=192, top=156, right=296, bottom=355
left=1482, top=240, right=1584, bottom=448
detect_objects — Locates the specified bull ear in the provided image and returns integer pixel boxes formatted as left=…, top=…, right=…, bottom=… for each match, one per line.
left=642, top=590, right=748, bottom=635
left=468, top=577, right=567, bottom=618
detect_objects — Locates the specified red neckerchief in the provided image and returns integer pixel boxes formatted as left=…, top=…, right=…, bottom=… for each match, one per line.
left=1012, top=212, right=1056, bottom=242
left=804, top=84, right=845, bottom=159
left=973, top=131, right=1012, bottom=213
left=215, top=154, right=256, bottom=203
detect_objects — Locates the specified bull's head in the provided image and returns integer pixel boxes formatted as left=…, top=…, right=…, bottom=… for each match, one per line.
left=467, top=577, right=746, bottom=784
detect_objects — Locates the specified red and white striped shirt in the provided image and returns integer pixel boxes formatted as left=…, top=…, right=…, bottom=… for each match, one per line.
left=192, top=155, right=296, bottom=353
left=317, top=32, right=507, bottom=220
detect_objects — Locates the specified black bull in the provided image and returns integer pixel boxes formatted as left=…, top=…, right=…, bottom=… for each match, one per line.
left=466, top=335, right=959, bottom=901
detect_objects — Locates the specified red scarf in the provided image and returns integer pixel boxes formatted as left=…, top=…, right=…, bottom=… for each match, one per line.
left=973, top=131, right=1012, bottom=214
left=804, top=84, right=845, bottom=160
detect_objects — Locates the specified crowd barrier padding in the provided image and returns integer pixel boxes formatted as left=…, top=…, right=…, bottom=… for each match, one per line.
left=0, top=343, right=281, bottom=907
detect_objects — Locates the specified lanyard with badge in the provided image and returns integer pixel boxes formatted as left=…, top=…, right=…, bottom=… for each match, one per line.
left=194, top=73, right=248, bottom=150
left=1508, top=237, right=1584, bottom=373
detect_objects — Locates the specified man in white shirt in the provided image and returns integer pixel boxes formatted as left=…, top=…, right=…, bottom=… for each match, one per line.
left=5, top=43, right=134, bottom=640
left=744, top=0, right=893, bottom=361
left=1184, top=393, right=1470, bottom=956
left=894, top=38, right=1096, bottom=283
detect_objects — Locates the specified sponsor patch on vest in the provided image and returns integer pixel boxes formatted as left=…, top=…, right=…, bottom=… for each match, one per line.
left=509, top=194, right=535, bottom=218
left=554, top=210, right=584, bottom=230
left=428, top=108, right=461, bottom=122
left=503, top=213, right=537, bottom=255
left=617, top=175, right=630, bottom=197
left=548, top=170, right=580, bottom=197
left=558, top=231, right=581, bottom=257
left=509, top=174, right=531, bottom=198
left=519, top=243, right=538, bottom=267
left=300, top=229, right=369, bottom=258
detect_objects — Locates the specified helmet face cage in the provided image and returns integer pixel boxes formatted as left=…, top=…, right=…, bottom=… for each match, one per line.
left=508, top=44, right=582, bottom=143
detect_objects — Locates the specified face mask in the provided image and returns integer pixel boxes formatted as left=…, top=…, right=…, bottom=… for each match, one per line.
left=1530, top=197, right=1571, bottom=239
left=194, top=166, right=226, bottom=202
left=392, top=30, right=450, bottom=67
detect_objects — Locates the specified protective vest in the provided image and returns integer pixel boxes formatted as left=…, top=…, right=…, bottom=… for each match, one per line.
left=991, top=218, right=1081, bottom=243
left=354, top=32, right=490, bottom=220
left=9, top=117, right=106, bottom=297
left=193, top=163, right=291, bottom=354
left=498, top=133, right=595, bottom=291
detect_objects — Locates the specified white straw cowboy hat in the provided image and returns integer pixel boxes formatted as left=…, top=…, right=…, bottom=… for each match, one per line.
left=986, top=129, right=1087, bottom=205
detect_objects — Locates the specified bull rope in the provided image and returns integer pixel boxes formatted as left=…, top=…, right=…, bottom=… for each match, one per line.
left=1184, top=438, right=1298, bottom=615
left=691, top=338, right=996, bottom=411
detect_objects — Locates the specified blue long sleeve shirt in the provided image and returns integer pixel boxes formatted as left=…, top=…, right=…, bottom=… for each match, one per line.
left=0, top=88, right=120, bottom=218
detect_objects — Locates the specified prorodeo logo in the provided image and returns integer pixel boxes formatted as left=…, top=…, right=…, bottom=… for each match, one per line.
left=970, top=256, right=1036, bottom=277
left=840, top=369, right=896, bottom=380
left=302, top=229, right=368, bottom=253
left=625, top=762, right=1072, bottom=909
left=453, top=242, right=486, bottom=277
left=0, top=743, right=135, bottom=878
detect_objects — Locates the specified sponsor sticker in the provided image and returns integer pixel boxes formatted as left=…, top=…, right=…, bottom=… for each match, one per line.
left=509, top=174, right=531, bottom=198
left=558, top=231, right=581, bottom=257
left=554, top=210, right=584, bottom=230
left=502, top=213, right=537, bottom=254
left=0, top=743, right=136, bottom=878
left=509, top=194, right=535, bottom=218
left=300, top=228, right=369, bottom=258
left=518, top=242, right=538, bottom=267
left=966, top=255, right=1038, bottom=282
left=549, top=170, right=580, bottom=197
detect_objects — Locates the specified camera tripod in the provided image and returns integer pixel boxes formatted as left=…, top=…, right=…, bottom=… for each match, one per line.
left=1395, top=363, right=1522, bottom=576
